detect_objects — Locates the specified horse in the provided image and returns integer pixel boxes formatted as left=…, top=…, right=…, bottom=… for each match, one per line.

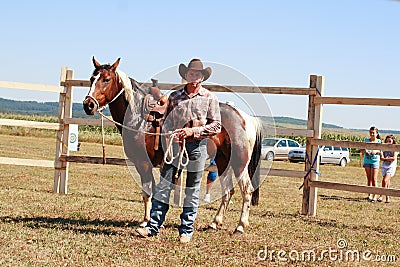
left=83, top=57, right=262, bottom=234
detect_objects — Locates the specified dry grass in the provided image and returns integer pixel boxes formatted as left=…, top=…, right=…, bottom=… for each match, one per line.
left=0, top=134, right=399, bottom=266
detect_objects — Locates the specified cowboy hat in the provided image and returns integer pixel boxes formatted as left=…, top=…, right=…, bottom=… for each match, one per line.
left=179, top=58, right=212, bottom=82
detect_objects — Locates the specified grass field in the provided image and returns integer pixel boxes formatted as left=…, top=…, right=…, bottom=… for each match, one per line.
left=0, top=134, right=399, bottom=266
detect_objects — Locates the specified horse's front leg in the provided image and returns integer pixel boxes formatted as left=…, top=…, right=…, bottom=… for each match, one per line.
left=141, top=194, right=152, bottom=227
left=209, top=169, right=234, bottom=230
left=234, top=170, right=253, bottom=234
left=134, top=161, right=155, bottom=227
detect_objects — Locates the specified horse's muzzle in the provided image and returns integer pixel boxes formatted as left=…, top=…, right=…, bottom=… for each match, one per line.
left=83, top=97, right=97, bottom=115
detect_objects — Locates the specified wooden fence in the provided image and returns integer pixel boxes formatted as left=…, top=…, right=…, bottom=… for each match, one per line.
left=0, top=80, right=62, bottom=168
left=1, top=67, right=400, bottom=217
left=54, top=67, right=319, bottom=197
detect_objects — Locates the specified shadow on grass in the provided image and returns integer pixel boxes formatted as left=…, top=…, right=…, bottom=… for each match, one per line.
left=319, top=194, right=366, bottom=202
left=0, top=186, right=138, bottom=204
left=0, top=215, right=184, bottom=236
left=70, top=191, right=141, bottom=203
left=0, top=215, right=141, bottom=236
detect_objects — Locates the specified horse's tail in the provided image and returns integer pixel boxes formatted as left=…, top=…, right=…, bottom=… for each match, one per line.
left=250, top=121, right=262, bottom=206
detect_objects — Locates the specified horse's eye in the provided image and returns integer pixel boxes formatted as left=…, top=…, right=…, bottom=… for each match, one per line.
left=104, top=78, right=110, bottom=83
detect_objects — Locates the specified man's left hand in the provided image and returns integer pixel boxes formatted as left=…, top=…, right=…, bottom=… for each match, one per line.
left=177, top=128, right=194, bottom=140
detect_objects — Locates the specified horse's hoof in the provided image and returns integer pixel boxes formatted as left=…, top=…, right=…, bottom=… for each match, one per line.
left=208, top=222, right=218, bottom=231
left=233, top=225, right=245, bottom=235
left=207, top=225, right=218, bottom=231
left=139, top=221, right=148, bottom=228
left=232, top=229, right=245, bottom=235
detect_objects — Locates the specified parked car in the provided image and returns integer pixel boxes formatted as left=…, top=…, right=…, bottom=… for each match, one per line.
left=288, top=146, right=350, bottom=167
left=261, top=138, right=302, bottom=161
left=288, top=145, right=306, bottom=163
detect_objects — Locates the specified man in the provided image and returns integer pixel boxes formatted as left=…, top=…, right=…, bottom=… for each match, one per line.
left=136, top=59, right=221, bottom=243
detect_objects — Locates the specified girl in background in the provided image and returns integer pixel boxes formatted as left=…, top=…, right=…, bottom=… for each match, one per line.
left=204, top=158, right=217, bottom=203
left=379, top=135, right=398, bottom=203
left=362, top=126, right=381, bottom=202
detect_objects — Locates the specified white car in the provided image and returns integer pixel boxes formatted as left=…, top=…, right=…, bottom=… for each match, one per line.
left=288, top=145, right=350, bottom=167
left=261, top=138, right=302, bottom=161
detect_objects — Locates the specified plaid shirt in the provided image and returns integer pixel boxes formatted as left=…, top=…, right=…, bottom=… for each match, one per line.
left=163, top=85, right=221, bottom=139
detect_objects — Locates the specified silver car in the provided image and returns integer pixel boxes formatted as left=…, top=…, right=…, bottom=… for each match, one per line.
left=261, top=138, right=302, bottom=161
left=288, top=145, right=350, bottom=167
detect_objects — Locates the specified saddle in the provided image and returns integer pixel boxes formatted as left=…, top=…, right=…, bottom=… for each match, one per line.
left=143, top=81, right=168, bottom=150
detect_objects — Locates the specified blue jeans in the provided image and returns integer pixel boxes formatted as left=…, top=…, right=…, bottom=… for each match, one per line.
left=363, top=163, right=379, bottom=169
left=145, top=140, right=207, bottom=238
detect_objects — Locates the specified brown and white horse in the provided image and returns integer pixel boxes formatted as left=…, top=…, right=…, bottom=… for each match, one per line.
left=83, top=57, right=262, bottom=233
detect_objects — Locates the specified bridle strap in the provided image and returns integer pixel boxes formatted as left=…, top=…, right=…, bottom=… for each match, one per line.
left=86, top=70, right=126, bottom=111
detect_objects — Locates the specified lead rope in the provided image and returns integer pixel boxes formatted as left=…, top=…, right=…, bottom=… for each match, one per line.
left=163, top=133, right=189, bottom=170
left=97, top=109, right=188, bottom=168
left=164, top=135, right=189, bottom=205
left=174, top=138, right=188, bottom=206
left=101, top=114, right=106, bottom=164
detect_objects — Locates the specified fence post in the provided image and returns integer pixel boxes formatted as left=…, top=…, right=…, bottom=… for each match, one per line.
left=54, top=67, right=73, bottom=194
left=308, top=75, right=324, bottom=216
left=302, top=75, right=324, bottom=215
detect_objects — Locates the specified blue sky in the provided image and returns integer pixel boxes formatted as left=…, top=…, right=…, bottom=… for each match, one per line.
left=1, top=0, right=399, bottom=131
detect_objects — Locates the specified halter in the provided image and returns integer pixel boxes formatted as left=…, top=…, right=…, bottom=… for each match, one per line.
left=97, top=87, right=125, bottom=112
left=86, top=69, right=126, bottom=112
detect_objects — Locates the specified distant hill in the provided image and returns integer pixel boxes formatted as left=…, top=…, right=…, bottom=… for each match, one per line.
left=0, top=97, right=110, bottom=118
left=0, top=97, right=343, bottom=129
left=0, top=97, right=345, bottom=128
left=2, top=97, right=399, bottom=135
left=257, top=116, right=343, bottom=129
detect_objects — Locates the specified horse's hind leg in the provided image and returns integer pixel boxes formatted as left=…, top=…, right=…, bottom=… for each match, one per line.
left=209, top=168, right=234, bottom=230
left=234, top=169, right=254, bottom=234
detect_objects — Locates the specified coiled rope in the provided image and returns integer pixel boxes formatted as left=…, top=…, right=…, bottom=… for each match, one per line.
left=97, top=108, right=188, bottom=170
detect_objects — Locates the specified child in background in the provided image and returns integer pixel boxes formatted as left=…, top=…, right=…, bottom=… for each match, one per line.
left=204, top=158, right=217, bottom=203
left=379, top=135, right=398, bottom=203
left=362, top=126, right=381, bottom=202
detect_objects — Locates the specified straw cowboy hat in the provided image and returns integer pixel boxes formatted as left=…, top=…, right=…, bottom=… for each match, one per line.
left=179, top=58, right=212, bottom=82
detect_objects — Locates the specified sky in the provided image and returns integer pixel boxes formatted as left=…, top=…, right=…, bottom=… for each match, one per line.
left=1, top=0, right=399, bottom=131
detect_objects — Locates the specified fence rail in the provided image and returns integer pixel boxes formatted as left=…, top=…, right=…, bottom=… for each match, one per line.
left=314, top=96, right=400, bottom=106
left=0, top=118, right=60, bottom=130
left=0, top=81, right=63, bottom=93
left=63, top=79, right=317, bottom=95
left=311, top=138, right=400, bottom=152
left=0, top=156, right=54, bottom=168
left=311, top=181, right=400, bottom=198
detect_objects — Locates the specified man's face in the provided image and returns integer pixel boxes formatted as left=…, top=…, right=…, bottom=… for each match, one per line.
left=185, top=69, right=204, bottom=84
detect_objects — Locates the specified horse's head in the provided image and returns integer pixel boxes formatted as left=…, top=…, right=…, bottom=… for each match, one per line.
left=83, top=57, right=122, bottom=115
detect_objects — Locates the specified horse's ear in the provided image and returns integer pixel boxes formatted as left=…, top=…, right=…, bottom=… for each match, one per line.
left=111, top=58, right=121, bottom=70
left=92, top=56, right=101, bottom=68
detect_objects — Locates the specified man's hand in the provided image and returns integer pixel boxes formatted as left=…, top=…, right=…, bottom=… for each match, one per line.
left=174, top=128, right=194, bottom=143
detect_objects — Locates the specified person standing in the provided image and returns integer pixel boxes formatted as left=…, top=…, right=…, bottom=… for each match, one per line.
left=362, top=126, right=381, bottom=202
left=136, top=59, right=221, bottom=243
left=378, top=135, right=398, bottom=203
left=204, top=157, right=217, bottom=203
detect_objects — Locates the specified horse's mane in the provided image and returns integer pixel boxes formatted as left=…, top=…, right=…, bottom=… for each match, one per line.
left=116, top=69, right=135, bottom=105
left=117, top=69, right=151, bottom=105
